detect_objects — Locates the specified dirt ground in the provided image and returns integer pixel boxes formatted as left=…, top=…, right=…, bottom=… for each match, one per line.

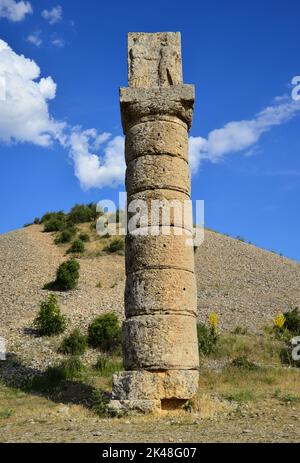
left=1, top=387, right=300, bottom=443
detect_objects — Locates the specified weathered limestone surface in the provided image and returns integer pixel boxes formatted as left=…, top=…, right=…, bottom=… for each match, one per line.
left=127, top=189, right=193, bottom=231
left=120, top=85, right=194, bottom=132
left=125, top=120, right=188, bottom=163
left=110, top=32, right=199, bottom=414
left=122, top=314, right=199, bottom=370
left=125, top=227, right=195, bottom=274
left=125, top=268, right=197, bottom=317
left=126, top=154, right=191, bottom=196
left=128, top=32, right=183, bottom=89
left=112, top=370, right=199, bottom=400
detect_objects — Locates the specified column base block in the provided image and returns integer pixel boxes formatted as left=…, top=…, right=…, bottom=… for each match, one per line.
left=108, top=399, right=161, bottom=415
left=111, top=369, right=199, bottom=402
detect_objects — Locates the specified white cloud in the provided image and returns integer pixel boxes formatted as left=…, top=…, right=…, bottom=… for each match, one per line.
left=51, top=37, right=65, bottom=48
left=0, top=39, right=125, bottom=189
left=1, top=39, right=299, bottom=191
left=42, top=5, right=62, bottom=25
left=189, top=96, right=300, bottom=174
left=0, top=39, right=63, bottom=146
left=68, top=129, right=125, bottom=189
left=26, top=31, right=42, bottom=47
left=0, top=0, right=32, bottom=21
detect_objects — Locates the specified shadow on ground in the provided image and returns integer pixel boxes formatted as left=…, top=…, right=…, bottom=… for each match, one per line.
left=0, top=353, right=109, bottom=410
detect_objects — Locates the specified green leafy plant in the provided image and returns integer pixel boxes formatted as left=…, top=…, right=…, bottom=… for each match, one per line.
left=91, top=390, right=109, bottom=416
left=94, top=356, right=122, bottom=377
left=59, top=329, right=87, bottom=355
left=32, top=357, right=85, bottom=391
left=44, top=258, right=80, bottom=291
left=0, top=408, right=13, bottom=419
left=43, top=217, right=66, bottom=232
left=104, top=238, right=124, bottom=254
left=231, top=356, right=259, bottom=371
left=67, top=239, right=85, bottom=254
left=55, top=356, right=85, bottom=380
left=233, top=326, right=248, bottom=335
left=41, top=211, right=65, bottom=223
left=197, top=322, right=218, bottom=356
left=54, top=227, right=76, bottom=244
left=42, top=212, right=66, bottom=232
left=68, top=204, right=95, bottom=224
left=88, top=313, right=121, bottom=352
left=283, top=307, right=300, bottom=335
left=34, top=294, right=66, bottom=336
left=79, top=233, right=90, bottom=242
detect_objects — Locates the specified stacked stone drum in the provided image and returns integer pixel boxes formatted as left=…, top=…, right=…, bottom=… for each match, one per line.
left=110, top=32, right=199, bottom=413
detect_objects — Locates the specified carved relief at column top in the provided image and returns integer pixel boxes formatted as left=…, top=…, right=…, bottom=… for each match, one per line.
left=128, top=32, right=183, bottom=89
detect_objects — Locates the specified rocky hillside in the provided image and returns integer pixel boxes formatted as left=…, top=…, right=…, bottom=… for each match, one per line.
left=0, top=224, right=299, bottom=372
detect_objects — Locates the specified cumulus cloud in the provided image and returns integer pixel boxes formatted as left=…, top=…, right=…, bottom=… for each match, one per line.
left=0, top=39, right=64, bottom=146
left=51, top=37, right=65, bottom=48
left=42, top=5, right=62, bottom=25
left=0, top=0, right=32, bottom=21
left=1, top=39, right=300, bottom=191
left=189, top=96, right=300, bottom=174
left=0, top=39, right=125, bottom=189
left=68, top=130, right=125, bottom=189
left=26, top=31, right=42, bottom=47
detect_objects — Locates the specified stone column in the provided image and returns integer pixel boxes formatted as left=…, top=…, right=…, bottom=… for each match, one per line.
left=110, top=32, right=199, bottom=414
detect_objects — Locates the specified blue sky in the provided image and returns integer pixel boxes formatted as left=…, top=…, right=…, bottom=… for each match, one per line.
left=0, top=0, right=300, bottom=260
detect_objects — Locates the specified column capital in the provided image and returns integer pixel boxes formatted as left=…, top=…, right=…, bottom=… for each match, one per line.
left=120, top=84, right=195, bottom=134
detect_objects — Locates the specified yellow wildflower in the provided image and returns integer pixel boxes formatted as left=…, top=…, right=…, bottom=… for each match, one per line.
left=209, top=312, right=218, bottom=334
left=274, top=313, right=285, bottom=330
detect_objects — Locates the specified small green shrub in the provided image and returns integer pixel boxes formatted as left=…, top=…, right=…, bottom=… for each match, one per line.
left=59, top=329, right=87, bottom=355
left=67, top=239, right=85, bottom=254
left=233, top=326, right=248, bottom=335
left=94, top=356, right=122, bottom=377
left=56, top=259, right=80, bottom=290
left=44, top=217, right=66, bottom=232
left=79, top=233, right=90, bottom=242
left=33, top=217, right=40, bottom=225
left=68, top=204, right=95, bottom=224
left=56, top=356, right=85, bottom=380
left=197, top=323, right=218, bottom=356
left=44, top=258, right=80, bottom=291
left=91, top=390, right=109, bottom=416
left=0, top=408, right=13, bottom=419
left=41, top=211, right=65, bottom=223
left=34, top=294, right=66, bottom=336
left=225, top=390, right=254, bottom=404
left=88, top=313, right=121, bottom=352
left=104, top=238, right=124, bottom=254
left=42, top=212, right=66, bottom=232
left=30, top=357, right=85, bottom=392
left=55, top=228, right=76, bottom=244
left=231, top=356, right=259, bottom=371
left=283, top=307, right=300, bottom=335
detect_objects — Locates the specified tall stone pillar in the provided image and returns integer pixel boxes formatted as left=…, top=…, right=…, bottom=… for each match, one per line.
left=110, top=32, right=199, bottom=414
